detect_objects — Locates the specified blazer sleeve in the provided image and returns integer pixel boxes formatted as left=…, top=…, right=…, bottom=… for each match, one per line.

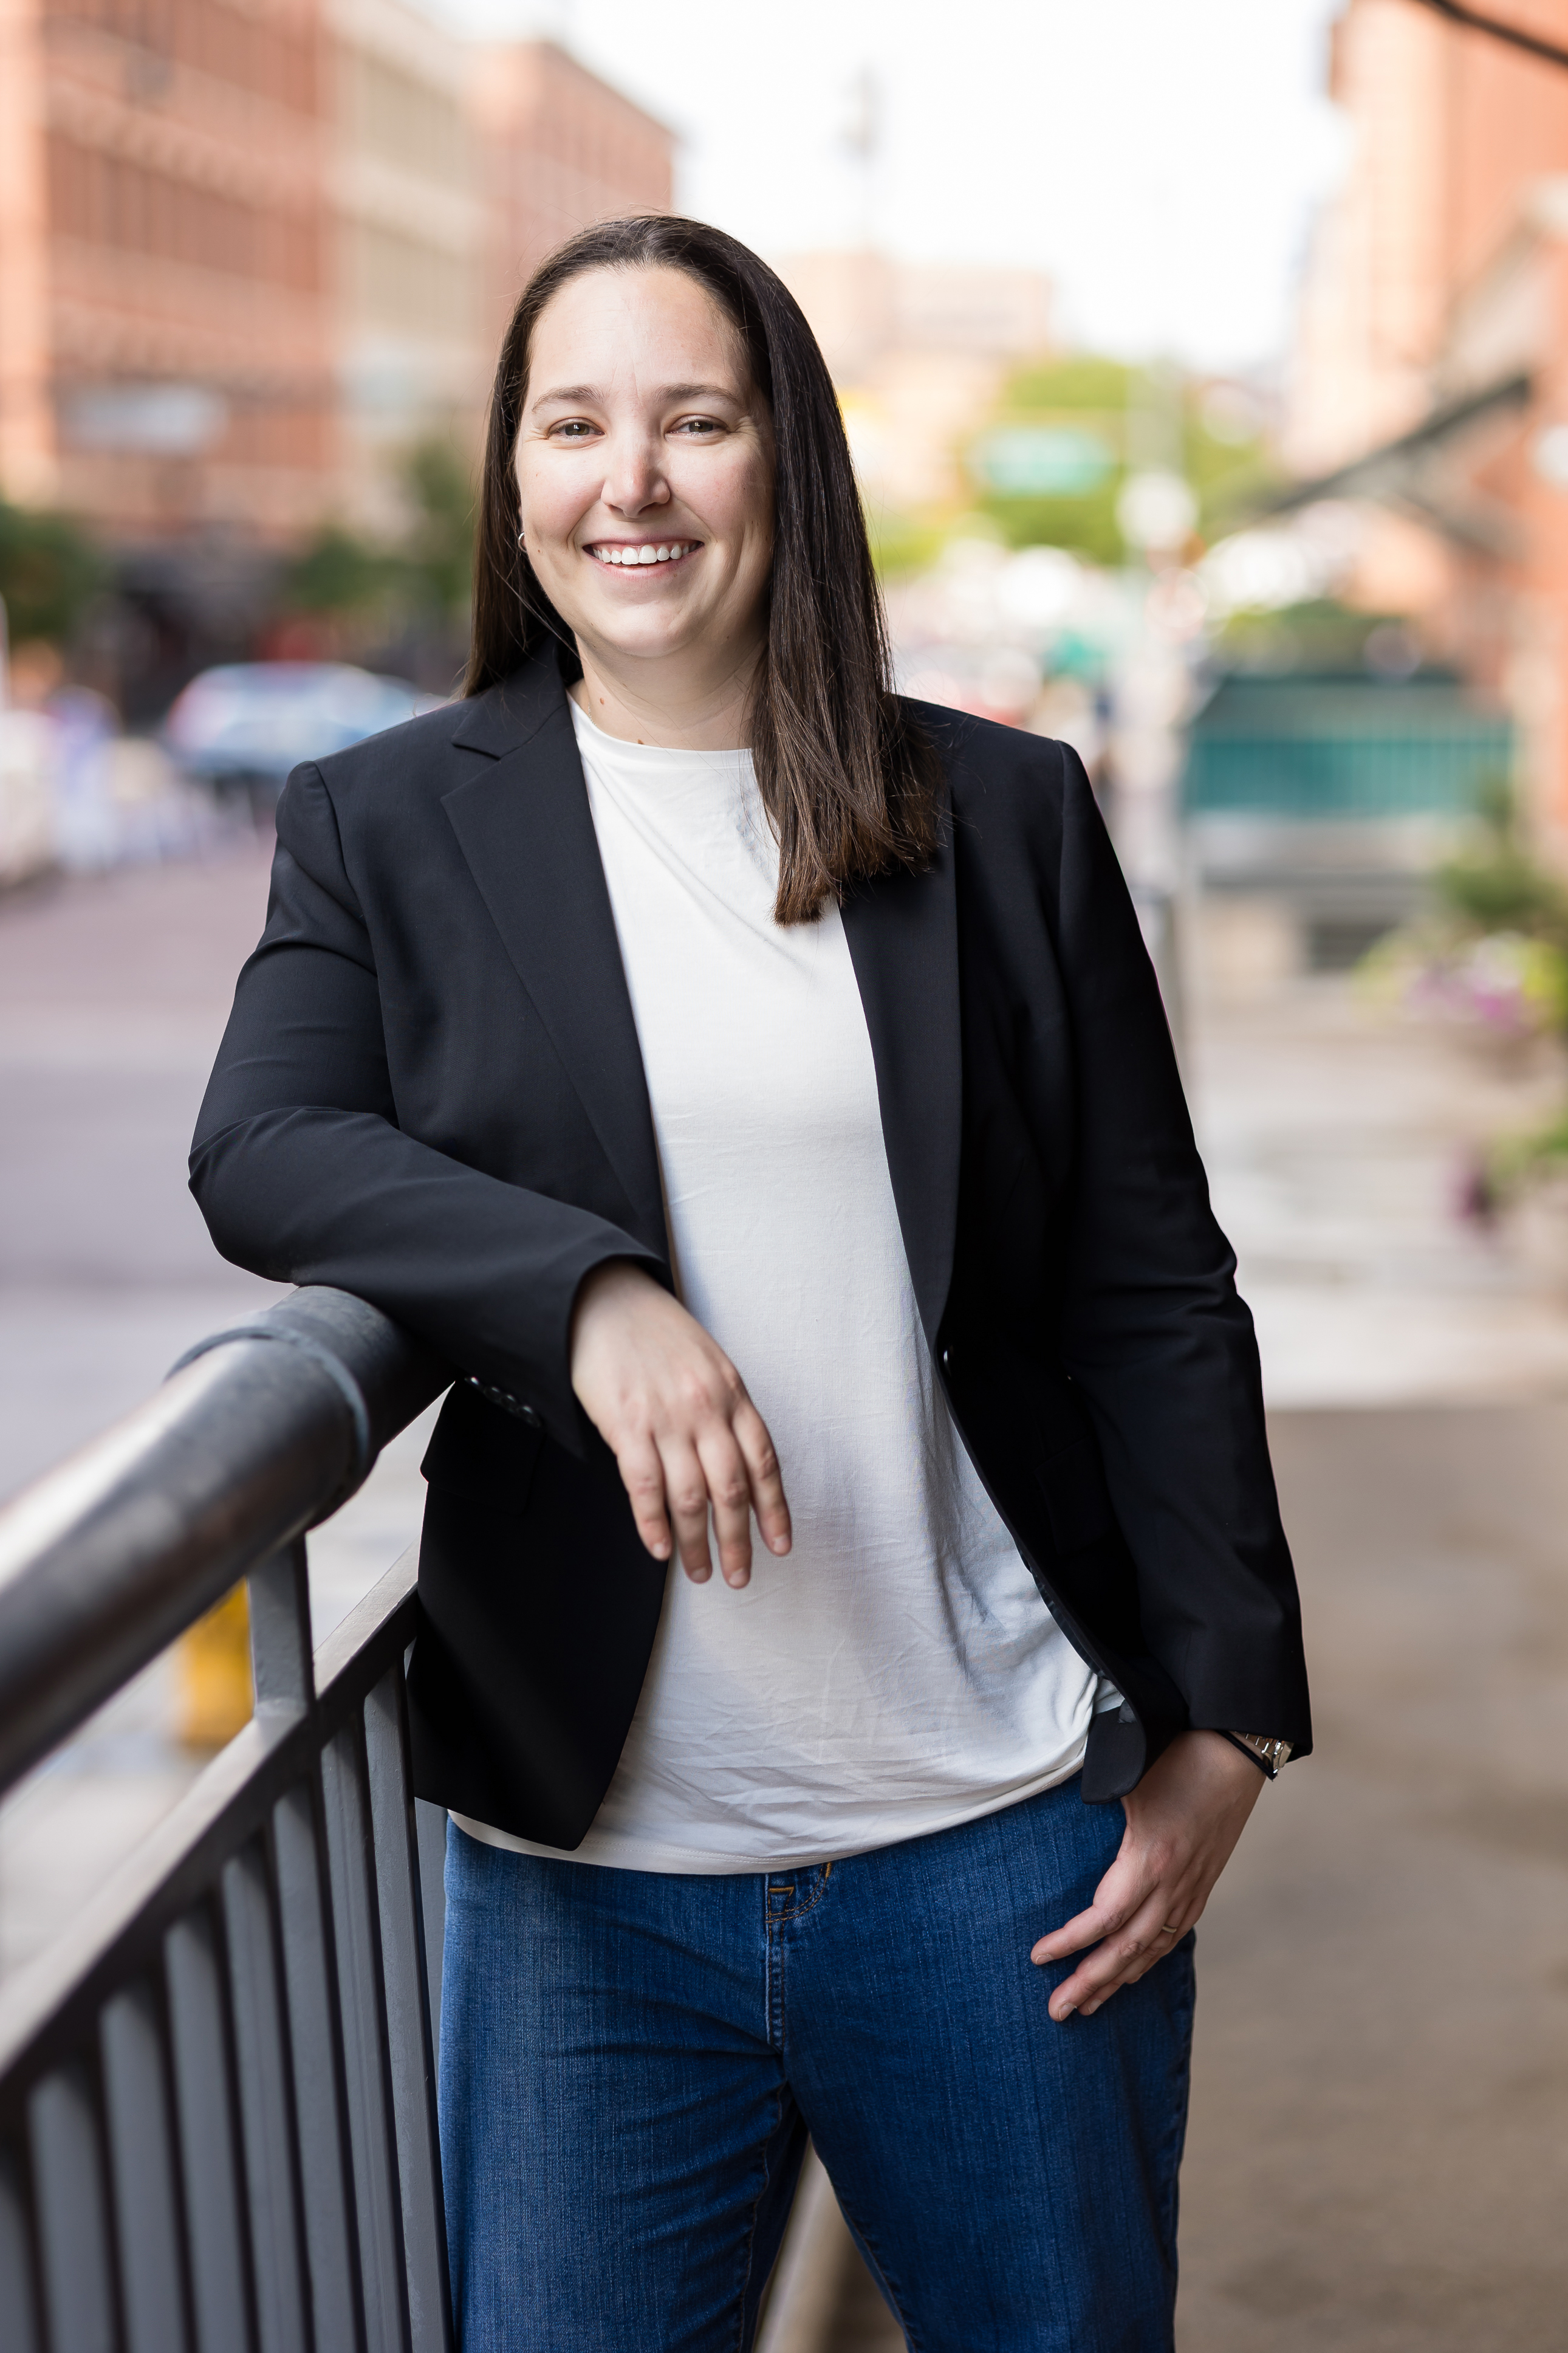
left=188, top=760, right=663, bottom=1455
left=1050, top=744, right=1310, bottom=1751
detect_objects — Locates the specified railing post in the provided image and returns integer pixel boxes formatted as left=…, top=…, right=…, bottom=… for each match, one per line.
left=248, top=1540, right=313, bottom=1714
left=100, top=1979, right=191, bottom=2353
left=29, top=2059, right=118, bottom=2353
left=0, top=2142, right=40, bottom=2352
left=366, top=1675, right=452, bottom=2351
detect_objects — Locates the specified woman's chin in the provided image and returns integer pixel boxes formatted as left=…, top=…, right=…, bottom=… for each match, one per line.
left=573, top=609, right=714, bottom=671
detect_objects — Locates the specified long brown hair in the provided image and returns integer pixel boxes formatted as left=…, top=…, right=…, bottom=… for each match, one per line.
left=465, top=215, right=941, bottom=925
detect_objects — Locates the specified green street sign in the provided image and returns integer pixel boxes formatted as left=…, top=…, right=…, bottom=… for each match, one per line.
left=968, top=425, right=1116, bottom=496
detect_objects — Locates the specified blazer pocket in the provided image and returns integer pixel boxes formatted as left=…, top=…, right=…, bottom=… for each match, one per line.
left=1034, top=1430, right=1117, bottom=1558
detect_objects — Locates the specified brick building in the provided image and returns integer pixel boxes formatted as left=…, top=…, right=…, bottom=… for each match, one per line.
left=467, top=39, right=673, bottom=359
left=0, top=5, right=673, bottom=548
left=1287, top=0, right=1568, bottom=840
left=327, top=0, right=486, bottom=535
left=0, top=0, right=331, bottom=540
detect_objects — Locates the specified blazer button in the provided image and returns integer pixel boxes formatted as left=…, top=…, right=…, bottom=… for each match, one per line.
left=940, top=1344, right=953, bottom=1370
left=518, top=1404, right=541, bottom=1429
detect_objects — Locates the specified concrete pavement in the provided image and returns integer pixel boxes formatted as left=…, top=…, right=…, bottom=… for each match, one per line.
left=1180, top=1400, right=1568, bottom=2352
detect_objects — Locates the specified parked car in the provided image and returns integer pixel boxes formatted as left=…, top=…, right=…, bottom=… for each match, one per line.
left=163, top=662, right=446, bottom=812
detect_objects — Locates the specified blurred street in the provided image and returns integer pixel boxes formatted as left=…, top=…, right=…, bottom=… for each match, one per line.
left=4, top=850, right=1568, bottom=2346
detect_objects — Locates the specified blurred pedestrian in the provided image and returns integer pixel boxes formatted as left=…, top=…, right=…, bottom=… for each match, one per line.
left=48, top=681, right=119, bottom=871
left=192, top=215, right=1310, bottom=2352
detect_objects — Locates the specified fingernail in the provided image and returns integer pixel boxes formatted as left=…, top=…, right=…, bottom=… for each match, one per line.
left=1056, top=2003, right=1076, bottom=2021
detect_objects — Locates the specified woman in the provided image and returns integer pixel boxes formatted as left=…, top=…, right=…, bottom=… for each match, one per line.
left=193, top=215, right=1310, bottom=2351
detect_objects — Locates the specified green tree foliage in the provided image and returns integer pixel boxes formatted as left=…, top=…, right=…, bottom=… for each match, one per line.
left=280, top=437, right=476, bottom=632
left=1435, top=775, right=1568, bottom=950
left=1215, top=599, right=1409, bottom=672
left=402, top=439, right=474, bottom=624
left=284, top=524, right=402, bottom=622
left=0, top=501, right=106, bottom=645
left=971, top=357, right=1276, bottom=563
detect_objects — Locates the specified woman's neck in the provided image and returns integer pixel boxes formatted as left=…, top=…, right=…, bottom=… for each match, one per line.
left=569, top=641, right=760, bottom=752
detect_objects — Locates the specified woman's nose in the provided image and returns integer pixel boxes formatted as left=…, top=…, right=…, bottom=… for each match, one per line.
left=603, top=433, right=671, bottom=515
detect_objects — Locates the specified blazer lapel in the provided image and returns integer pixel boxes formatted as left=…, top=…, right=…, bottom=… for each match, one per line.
left=840, top=795, right=962, bottom=1348
left=441, top=667, right=668, bottom=1260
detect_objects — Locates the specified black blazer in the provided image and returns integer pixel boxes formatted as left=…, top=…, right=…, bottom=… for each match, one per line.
left=191, top=648, right=1310, bottom=1845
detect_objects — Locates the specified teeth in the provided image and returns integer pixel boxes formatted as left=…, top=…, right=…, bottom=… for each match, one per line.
left=591, top=541, right=694, bottom=565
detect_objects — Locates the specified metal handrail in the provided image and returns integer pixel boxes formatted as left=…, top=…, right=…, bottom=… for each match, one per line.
left=0, top=1288, right=448, bottom=1799
left=0, top=1287, right=454, bottom=2353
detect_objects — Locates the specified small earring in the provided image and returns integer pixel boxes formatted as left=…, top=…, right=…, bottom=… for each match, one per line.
left=516, top=528, right=526, bottom=549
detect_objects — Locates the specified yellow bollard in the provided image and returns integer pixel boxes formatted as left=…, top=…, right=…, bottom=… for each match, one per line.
left=176, top=1582, right=254, bottom=1750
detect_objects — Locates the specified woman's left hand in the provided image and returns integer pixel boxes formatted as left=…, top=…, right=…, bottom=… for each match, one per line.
left=1030, top=1730, right=1265, bottom=2021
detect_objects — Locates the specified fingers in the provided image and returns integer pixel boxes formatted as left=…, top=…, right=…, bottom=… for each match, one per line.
left=1042, top=1885, right=1179, bottom=2022
left=617, top=1435, right=674, bottom=1564
left=695, top=1424, right=756, bottom=1587
left=614, top=1384, right=790, bottom=1590
left=734, top=1398, right=792, bottom=1559
left=575, top=1271, right=792, bottom=1587
left=1029, top=1898, right=1122, bottom=1968
left=662, top=1437, right=717, bottom=1582
left=1035, top=1870, right=1202, bottom=2022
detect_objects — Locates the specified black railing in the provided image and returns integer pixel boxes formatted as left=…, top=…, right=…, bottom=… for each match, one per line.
left=0, top=1287, right=453, bottom=2353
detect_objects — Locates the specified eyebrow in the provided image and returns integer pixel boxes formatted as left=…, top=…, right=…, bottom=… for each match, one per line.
left=529, top=382, right=741, bottom=413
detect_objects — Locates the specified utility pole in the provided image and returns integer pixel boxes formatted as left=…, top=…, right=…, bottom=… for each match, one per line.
left=841, top=65, right=880, bottom=251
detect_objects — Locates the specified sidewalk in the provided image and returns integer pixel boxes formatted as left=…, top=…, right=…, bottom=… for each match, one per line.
left=1179, top=955, right=1568, bottom=2353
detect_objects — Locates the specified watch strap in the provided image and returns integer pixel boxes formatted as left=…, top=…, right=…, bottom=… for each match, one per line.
left=1219, top=1730, right=1292, bottom=1779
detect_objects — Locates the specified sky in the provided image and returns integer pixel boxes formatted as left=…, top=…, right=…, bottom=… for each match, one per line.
left=434, top=0, right=1351, bottom=372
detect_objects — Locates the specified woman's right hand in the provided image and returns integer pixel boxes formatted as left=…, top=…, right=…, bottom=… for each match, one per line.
left=569, top=1259, right=792, bottom=1587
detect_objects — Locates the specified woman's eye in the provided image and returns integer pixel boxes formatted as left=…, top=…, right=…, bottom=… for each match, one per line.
left=552, top=421, right=598, bottom=441
left=673, top=417, right=721, bottom=437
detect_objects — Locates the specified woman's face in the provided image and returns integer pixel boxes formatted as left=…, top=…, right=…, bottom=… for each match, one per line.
left=515, top=265, right=775, bottom=682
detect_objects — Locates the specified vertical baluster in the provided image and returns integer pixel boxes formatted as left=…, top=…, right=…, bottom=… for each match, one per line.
left=29, top=2058, right=118, bottom=2353
left=165, top=1905, right=255, bottom=2353
left=0, top=2137, right=43, bottom=2353
left=100, top=1980, right=191, bottom=2353
left=413, top=1802, right=446, bottom=2072
left=272, top=1782, right=366, bottom=2353
left=320, top=1723, right=409, bottom=2353
left=222, top=1843, right=311, bottom=2353
left=365, top=1670, right=453, bottom=2353
left=247, top=1541, right=312, bottom=1714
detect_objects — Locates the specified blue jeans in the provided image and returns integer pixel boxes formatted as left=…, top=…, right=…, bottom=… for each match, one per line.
left=439, top=1779, right=1194, bottom=2351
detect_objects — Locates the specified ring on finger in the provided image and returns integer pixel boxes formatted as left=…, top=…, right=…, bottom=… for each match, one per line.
left=1160, top=1922, right=1183, bottom=1937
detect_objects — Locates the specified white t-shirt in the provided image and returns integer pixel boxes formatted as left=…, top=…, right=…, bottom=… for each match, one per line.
left=452, top=698, right=1110, bottom=1873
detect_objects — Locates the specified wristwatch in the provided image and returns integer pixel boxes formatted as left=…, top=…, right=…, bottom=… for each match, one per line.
left=1221, top=1731, right=1293, bottom=1779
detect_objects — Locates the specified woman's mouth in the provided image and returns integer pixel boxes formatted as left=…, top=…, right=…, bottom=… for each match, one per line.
left=585, top=540, right=700, bottom=569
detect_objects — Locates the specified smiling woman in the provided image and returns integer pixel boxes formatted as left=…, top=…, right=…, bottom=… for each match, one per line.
left=191, top=211, right=1310, bottom=2352
left=467, top=213, right=940, bottom=923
